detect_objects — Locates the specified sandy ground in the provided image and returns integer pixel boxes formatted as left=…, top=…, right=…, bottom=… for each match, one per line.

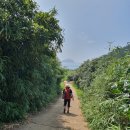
left=12, top=83, right=89, bottom=130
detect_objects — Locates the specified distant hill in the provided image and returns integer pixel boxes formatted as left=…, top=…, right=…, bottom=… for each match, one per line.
left=61, top=59, right=80, bottom=69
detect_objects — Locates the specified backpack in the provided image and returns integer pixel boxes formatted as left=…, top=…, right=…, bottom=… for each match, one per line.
left=62, top=88, right=72, bottom=99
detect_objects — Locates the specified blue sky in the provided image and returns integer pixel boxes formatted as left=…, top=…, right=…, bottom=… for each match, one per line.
left=35, top=0, right=130, bottom=64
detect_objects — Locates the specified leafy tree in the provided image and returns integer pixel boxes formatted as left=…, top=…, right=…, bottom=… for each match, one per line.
left=0, top=0, right=64, bottom=122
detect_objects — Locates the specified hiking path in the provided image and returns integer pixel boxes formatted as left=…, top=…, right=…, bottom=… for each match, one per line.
left=13, top=82, right=89, bottom=130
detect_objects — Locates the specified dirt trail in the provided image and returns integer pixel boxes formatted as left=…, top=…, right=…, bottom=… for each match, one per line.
left=13, top=83, right=89, bottom=130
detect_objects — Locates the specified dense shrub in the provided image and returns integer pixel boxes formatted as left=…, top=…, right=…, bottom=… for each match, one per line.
left=0, top=0, right=64, bottom=122
left=71, top=45, right=130, bottom=130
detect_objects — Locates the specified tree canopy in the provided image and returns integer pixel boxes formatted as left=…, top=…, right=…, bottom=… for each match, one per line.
left=0, top=0, right=64, bottom=122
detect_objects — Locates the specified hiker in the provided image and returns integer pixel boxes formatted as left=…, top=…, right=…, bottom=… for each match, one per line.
left=62, top=84, right=74, bottom=113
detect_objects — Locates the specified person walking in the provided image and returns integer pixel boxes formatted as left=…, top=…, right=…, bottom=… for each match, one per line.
left=62, top=84, right=74, bottom=113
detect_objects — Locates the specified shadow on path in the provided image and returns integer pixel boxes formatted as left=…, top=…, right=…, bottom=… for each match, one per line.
left=63, top=113, right=78, bottom=117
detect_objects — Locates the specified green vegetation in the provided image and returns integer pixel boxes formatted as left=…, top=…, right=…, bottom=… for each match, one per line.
left=69, top=45, right=130, bottom=130
left=0, top=0, right=64, bottom=123
left=72, top=82, right=83, bottom=97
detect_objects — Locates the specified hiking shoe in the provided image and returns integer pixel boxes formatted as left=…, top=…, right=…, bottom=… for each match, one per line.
left=64, top=109, right=66, bottom=114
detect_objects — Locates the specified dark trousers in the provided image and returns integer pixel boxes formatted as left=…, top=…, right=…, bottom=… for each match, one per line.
left=64, top=99, right=70, bottom=107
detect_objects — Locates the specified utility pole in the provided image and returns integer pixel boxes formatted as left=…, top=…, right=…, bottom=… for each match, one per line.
left=108, top=41, right=114, bottom=52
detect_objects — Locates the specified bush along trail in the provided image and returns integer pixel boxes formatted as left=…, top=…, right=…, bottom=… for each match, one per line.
left=68, top=46, right=130, bottom=130
left=0, top=0, right=64, bottom=129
